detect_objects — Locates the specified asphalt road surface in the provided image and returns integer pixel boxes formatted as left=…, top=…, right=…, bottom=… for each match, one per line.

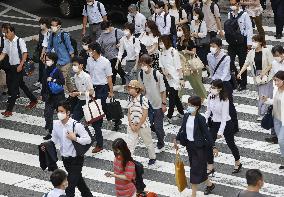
left=0, top=0, right=283, bottom=197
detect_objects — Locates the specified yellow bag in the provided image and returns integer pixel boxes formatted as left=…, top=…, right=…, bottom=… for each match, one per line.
left=175, top=151, right=187, bottom=192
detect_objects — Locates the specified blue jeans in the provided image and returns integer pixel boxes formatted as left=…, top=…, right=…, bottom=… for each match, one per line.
left=274, top=118, right=284, bottom=157
left=73, top=99, right=103, bottom=148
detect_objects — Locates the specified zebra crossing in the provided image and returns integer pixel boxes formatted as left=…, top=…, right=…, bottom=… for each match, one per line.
left=0, top=25, right=284, bottom=197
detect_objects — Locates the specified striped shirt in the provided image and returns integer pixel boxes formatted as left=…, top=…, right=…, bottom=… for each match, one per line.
left=114, top=156, right=136, bottom=197
left=128, top=94, right=150, bottom=128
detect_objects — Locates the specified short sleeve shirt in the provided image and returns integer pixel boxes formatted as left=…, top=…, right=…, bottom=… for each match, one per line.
left=82, top=1, right=107, bottom=24
left=2, top=36, right=27, bottom=65
left=202, top=3, right=221, bottom=32
left=168, top=8, right=187, bottom=26
left=74, top=71, right=94, bottom=100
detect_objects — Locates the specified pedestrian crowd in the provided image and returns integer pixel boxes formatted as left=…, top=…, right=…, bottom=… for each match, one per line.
left=0, top=0, right=283, bottom=196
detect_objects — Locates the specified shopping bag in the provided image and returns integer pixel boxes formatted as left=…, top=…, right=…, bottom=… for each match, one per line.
left=175, top=150, right=187, bottom=192
left=261, top=105, right=274, bottom=130
left=82, top=92, right=105, bottom=124
left=105, top=98, right=123, bottom=121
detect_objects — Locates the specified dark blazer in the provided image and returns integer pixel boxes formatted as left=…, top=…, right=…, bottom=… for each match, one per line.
left=176, top=113, right=214, bottom=148
left=38, top=141, right=58, bottom=171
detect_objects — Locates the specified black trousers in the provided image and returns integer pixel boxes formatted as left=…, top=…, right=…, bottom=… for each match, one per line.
left=38, top=60, right=45, bottom=83
left=228, top=43, right=248, bottom=88
left=167, top=87, right=184, bottom=119
left=207, top=120, right=240, bottom=164
left=110, top=58, right=125, bottom=85
left=62, top=156, right=93, bottom=197
left=6, top=65, right=37, bottom=111
left=223, top=81, right=239, bottom=133
left=273, top=11, right=284, bottom=35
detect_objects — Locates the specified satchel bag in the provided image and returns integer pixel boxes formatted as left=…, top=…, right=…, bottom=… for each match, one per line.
left=261, top=105, right=274, bottom=130
left=82, top=93, right=105, bottom=124
left=48, top=67, right=64, bottom=94
left=105, top=98, right=123, bottom=121
left=187, top=54, right=204, bottom=71
left=72, top=121, right=95, bottom=156
left=16, top=38, right=35, bottom=76
left=175, top=150, right=187, bottom=192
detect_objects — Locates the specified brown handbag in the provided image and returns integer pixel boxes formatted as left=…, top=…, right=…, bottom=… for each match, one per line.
left=175, top=150, right=188, bottom=192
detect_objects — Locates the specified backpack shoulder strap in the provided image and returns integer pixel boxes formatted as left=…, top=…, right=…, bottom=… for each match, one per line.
left=72, top=121, right=77, bottom=133
left=44, top=193, right=49, bottom=197
left=140, top=70, right=144, bottom=82
left=114, top=28, right=118, bottom=45
left=50, top=67, right=58, bottom=78
left=236, top=11, right=244, bottom=19
left=17, top=38, right=22, bottom=60
left=154, top=13, right=157, bottom=21
left=179, top=9, right=182, bottom=21
left=140, top=94, right=143, bottom=106
left=164, top=14, right=167, bottom=28
left=133, top=37, right=135, bottom=45
left=210, top=2, right=215, bottom=16
left=60, top=32, right=70, bottom=53
left=213, top=55, right=227, bottom=76
left=0, top=36, right=4, bottom=48
left=97, top=1, right=102, bottom=16
left=153, top=69, right=158, bottom=82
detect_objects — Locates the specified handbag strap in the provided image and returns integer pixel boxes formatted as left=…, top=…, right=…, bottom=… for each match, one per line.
left=49, top=67, right=58, bottom=78
left=213, top=55, right=227, bottom=76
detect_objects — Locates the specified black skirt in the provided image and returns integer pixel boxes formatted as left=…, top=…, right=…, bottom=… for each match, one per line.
left=186, top=141, right=208, bottom=184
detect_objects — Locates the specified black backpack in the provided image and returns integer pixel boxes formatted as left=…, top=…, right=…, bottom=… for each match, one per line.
left=139, top=69, right=158, bottom=83
left=133, top=160, right=146, bottom=193
left=133, top=37, right=148, bottom=58
left=224, top=11, right=245, bottom=45
left=50, top=31, right=78, bottom=56
left=84, top=1, right=102, bottom=16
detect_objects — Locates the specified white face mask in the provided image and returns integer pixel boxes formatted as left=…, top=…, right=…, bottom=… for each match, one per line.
left=57, top=112, right=66, bottom=121
left=252, top=42, right=259, bottom=49
left=159, top=43, right=165, bottom=49
left=193, top=15, right=199, bottom=21
left=210, top=47, right=218, bottom=54
left=46, top=60, right=53, bottom=67
left=72, top=66, right=80, bottom=73
left=51, top=26, right=59, bottom=33
left=141, top=66, right=148, bottom=72
left=274, top=57, right=282, bottom=63
left=40, top=24, right=46, bottom=30
left=210, top=88, right=219, bottom=95
left=87, top=1, right=93, bottom=6
left=82, top=44, right=88, bottom=50
left=177, top=31, right=183, bottom=38
left=230, top=6, right=237, bottom=11
left=124, top=30, right=130, bottom=36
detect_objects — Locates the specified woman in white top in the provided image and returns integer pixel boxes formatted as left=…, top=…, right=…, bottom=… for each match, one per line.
left=190, top=7, right=209, bottom=66
left=237, top=35, right=274, bottom=120
left=263, top=71, right=284, bottom=169
left=139, top=20, right=161, bottom=70
left=205, top=79, right=242, bottom=175
left=159, top=35, right=184, bottom=123
left=168, top=0, right=188, bottom=26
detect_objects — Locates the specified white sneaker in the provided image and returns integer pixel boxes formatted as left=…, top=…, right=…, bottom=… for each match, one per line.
left=257, top=116, right=263, bottom=121
left=155, top=146, right=165, bottom=154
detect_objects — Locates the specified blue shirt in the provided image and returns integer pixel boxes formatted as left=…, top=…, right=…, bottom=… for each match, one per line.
left=47, top=31, right=74, bottom=66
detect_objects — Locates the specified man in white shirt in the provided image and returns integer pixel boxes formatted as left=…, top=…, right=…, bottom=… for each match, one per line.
left=82, top=0, right=107, bottom=41
left=137, top=0, right=153, bottom=19
left=227, top=0, right=253, bottom=91
left=86, top=42, right=114, bottom=153
left=0, top=23, right=38, bottom=117
left=43, top=169, right=68, bottom=197
left=152, top=1, right=171, bottom=36
left=42, top=102, right=93, bottom=197
left=127, top=4, right=147, bottom=37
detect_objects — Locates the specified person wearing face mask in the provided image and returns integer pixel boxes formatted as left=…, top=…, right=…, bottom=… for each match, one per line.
left=43, top=169, right=68, bottom=197
left=47, top=17, right=75, bottom=93
left=78, top=35, right=92, bottom=70
left=174, top=96, right=218, bottom=196
left=33, top=17, right=51, bottom=89
left=40, top=52, right=65, bottom=140
left=226, top=0, right=253, bottom=91
left=176, top=24, right=207, bottom=100
left=159, top=35, right=184, bottom=123
left=237, top=35, right=274, bottom=121
left=127, top=4, right=147, bottom=38
left=116, top=23, right=141, bottom=85
left=105, top=138, right=136, bottom=197
left=205, top=79, right=242, bottom=175
left=97, top=21, right=126, bottom=85
left=190, top=8, right=209, bottom=66
left=207, top=37, right=239, bottom=134
left=82, top=0, right=107, bottom=41
left=138, top=20, right=161, bottom=70
left=168, top=0, right=188, bottom=26
left=271, top=45, right=284, bottom=77
left=137, top=0, right=153, bottom=19
left=0, top=23, right=38, bottom=117
left=138, top=54, right=167, bottom=153
left=42, top=101, right=93, bottom=197
left=126, top=80, right=156, bottom=165
left=152, top=1, right=171, bottom=36
left=263, top=71, right=284, bottom=169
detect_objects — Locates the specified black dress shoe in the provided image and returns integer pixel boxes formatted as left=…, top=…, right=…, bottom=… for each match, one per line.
left=232, top=163, right=242, bottom=174
left=204, top=183, right=215, bottom=195
left=265, top=137, right=278, bottom=144
left=43, top=134, right=52, bottom=140
left=279, top=166, right=284, bottom=169
left=276, top=35, right=283, bottom=39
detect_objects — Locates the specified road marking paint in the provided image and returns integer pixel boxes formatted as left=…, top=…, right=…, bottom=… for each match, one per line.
left=0, top=20, right=38, bottom=27
left=1, top=14, right=39, bottom=21
left=0, top=8, right=11, bottom=16
left=0, top=2, right=40, bottom=20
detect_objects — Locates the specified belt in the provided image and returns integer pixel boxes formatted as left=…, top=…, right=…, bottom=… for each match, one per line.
left=62, top=155, right=83, bottom=160
left=126, top=60, right=135, bottom=62
left=90, top=22, right=101, bottom=25
left=93, top=84, right=108, bottom=88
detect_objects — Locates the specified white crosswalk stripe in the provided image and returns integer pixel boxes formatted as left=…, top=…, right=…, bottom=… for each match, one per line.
left=1, top=22, right=284, bottom=197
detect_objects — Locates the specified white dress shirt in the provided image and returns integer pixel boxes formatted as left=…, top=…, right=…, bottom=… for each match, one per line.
left=74, top=71, right=94, bottom=100
left=127, top=12, right=147, bottom=35
left=42, top=30, right=51, bottom=48
left=82, top=1, right=107, bottom=24
left=138, top=32, right=159, bottom=55
left=2, top=36, right=27, bottom=65
left=205, top=94, right=231, bottom=135
left=117, top=35, right=141, bottom=61
left=159, top=47, right=181, bottom=90
left=52, top=118, right=91, bottom=157
left=271, top=60, right=284, bottom=76
left=152, top=12, right=171, bottom=35
left=207, top=49, right=231, bottom=82
left=228, top=9, right=253, bottom=45
left=190, top=20, right=207, bottom=38
left=186, top=115, right=195, bottom=141
left=86, top=55, right=112, bottom=85
left=43, top=188, right=66, bottom=197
